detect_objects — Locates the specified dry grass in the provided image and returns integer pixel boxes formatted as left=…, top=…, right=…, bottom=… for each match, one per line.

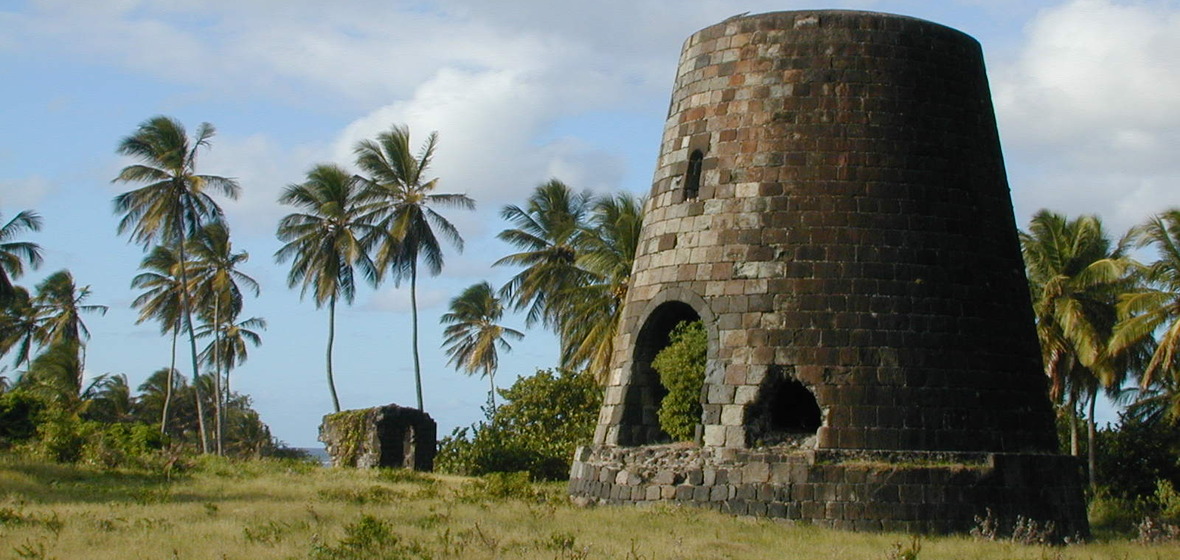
left=0, top=454, right=1177, bottom=559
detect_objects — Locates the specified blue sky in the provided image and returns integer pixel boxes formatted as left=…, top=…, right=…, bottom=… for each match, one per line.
left=2, top=0, right=1179, bottom=446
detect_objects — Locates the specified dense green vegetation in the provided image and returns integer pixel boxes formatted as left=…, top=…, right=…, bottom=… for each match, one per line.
left=437, top=368, right=601, bottom=480
left=652, top=320, right=707, bottom=441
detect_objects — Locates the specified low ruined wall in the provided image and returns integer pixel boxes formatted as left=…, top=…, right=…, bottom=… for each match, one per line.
left=319, top=404, right=436, bottom=471
left=569, top=445, right=1089, bottom=537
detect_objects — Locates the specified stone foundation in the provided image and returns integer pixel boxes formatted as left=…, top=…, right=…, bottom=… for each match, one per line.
left=569, top=445, right=1088, bottom=537
left=319, top=404, right=436, bottom=471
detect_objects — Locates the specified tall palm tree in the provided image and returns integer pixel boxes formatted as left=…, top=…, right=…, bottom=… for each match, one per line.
left=355, top=124, right=474, bottom=411
left=0, top=286, right=40, bottom=368
left=32, top=270, right=108, bottom=388
left=188, top=222, right=259, bottom=455
left=111, top=115, right=240, bottom=453
left=0, top=210, right=43, bottom=304
left=440, top=281, right=523, bottom=408
left=1112, top=209, right=1180, bottom=422
left=130, top=245, right=186, bottom=433
left=1020, top=210, right=1132, bottom=489
left=495, top=179, right=593, bottom=333
left=275, top=163, right=377, bottom=413
left=560, top=193, right=645, bottom=380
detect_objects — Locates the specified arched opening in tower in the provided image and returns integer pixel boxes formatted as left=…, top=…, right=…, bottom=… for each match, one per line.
left=618, top=301, right=702, bottom=446
left=745, top=366, right=823, bottom=448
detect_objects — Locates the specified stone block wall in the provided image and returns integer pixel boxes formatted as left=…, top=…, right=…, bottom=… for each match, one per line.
left=569, top=445, right=1089, bottom=537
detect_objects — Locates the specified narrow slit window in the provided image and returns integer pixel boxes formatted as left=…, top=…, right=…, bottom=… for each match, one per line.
left=685, top=150, right=703, bottom=199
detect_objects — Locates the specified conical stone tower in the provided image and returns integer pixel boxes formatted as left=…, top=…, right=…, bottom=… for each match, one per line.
left=568, top=10, right=1088, bottom=536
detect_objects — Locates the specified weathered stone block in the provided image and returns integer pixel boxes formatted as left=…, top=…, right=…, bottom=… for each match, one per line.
left=319, top=404, right=436, bottom=471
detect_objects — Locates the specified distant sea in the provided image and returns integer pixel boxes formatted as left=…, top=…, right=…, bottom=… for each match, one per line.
left=297, top=447, right=330, bottom=466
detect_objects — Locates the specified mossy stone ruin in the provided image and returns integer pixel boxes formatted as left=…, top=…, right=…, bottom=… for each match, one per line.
left=568, top=10, right=1088, bottom=536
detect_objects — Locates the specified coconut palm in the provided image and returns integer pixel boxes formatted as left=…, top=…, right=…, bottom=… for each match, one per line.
left=130, top=245, right=186, bottom=433
left=276, top=164, right=378, bottom=413
left=560, top=193, right=645, bottom=380
left=495, top=179, right=594, bottom=334
left=83, top=373, right=135, bottom=423
left=0, top=286, right=40, bottom=368
left=1020, top=210, right=1132, bottom=489
left=32, top=270, right=108, bottom=388
left=111, top=116, right=239, bottom=453
left=188, top=222, right=259, bottom=455
left=0, top=210, right=43, bottom=304
left=1112, top=209, right=1180, bottom=422
left=440, top=281, right=523, bottom=408
left=355, top=124, right=474, bottom=411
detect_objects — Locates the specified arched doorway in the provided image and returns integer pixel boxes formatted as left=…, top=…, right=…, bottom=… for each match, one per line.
left=618, top=301, right=701, bottom=445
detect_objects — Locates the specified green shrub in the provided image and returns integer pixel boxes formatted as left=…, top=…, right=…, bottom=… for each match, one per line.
left=652, top=320, right=706, bottom=441
left=436, top=368, right=601, bottom=480
left=0, top=390, right=45, bottom=448
left=1095, top=413, right=1180, bottom=500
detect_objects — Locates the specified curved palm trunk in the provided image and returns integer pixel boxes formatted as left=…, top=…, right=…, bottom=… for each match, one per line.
left=1088, top=390, right=1098, bottom=491
left=212, top=293, right=224, bottom=456
left=487, top=366, right=496, bottom=410
left=176, top=237, right=210, bottom=454
left=411, top=262, right=423, bottom=411
left=161, top=325, right=178, bottom=436
left=327, top=294, right=341, bottom=412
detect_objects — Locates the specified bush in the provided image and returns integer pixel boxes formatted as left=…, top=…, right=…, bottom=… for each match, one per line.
left=652, top=320, right=706, bottom=441
left=437, top=368, right=601, bottom=480
left=1095, top=413, right=1180, bottom=501
left=0, top=390, right=45, bottom=448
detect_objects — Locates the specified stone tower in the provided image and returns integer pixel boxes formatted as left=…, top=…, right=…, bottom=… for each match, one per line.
left=568, top=10, right=1088, bottom=535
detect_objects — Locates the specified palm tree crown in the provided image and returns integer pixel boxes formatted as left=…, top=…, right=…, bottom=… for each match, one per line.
left=495, top=179, right=594, bottom=329
left=0, top=210, right=43, bottom=304
left=441, top=281, right=524, bottom=408
left=1112, top=209, right=1180, bottom=421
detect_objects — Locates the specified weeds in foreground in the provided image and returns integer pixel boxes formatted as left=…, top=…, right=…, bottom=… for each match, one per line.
left=885, top=535, right=922, bottom=560
left=6, top=455, right=1180, bottom=559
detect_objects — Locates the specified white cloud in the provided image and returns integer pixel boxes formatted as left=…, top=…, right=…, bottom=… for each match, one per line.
left=994, top=0, right=1180, bottom=233
left=0, top=176, right=55, bottom=208
left=364, top=286, right=449, bottom=313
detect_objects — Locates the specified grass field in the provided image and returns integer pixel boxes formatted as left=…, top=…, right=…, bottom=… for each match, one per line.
left=0, top=454, right=1177, bottom=559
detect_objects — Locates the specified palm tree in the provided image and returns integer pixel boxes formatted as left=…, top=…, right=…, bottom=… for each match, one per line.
left=32, top=270, right=108, bottom=388
left=197, top=314, right=265, bottom=454
left=0, top=210, right=43, bottom=304
left=495, top=179, right=594, bottom=333
left=111, top=115, right=240, bottom=453
left=355, top=124, right=475, bottom=411
left=275, top=164, right=377, bottom=413
left=188, top=222, right=259, bottom=455
left=130, top=245, right=185, bottom=433
left=1112, top=209, right=1180, bottom=422
left=560, top=193, right=645, bottom=380
left=1020, top=210, right=1132, bottom=489
left=0, top=286, right=40, bottom=368
left=440, top=281, right=523, bottom=408
left=83, top=373, right=135, bottom=423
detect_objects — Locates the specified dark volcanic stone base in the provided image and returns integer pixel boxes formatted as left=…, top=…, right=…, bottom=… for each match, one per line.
left=568, top=445, right=1088, bottom=537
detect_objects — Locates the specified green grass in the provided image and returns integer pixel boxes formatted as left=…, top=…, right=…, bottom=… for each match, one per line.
left=0, top=453, right=1176, bottom=559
